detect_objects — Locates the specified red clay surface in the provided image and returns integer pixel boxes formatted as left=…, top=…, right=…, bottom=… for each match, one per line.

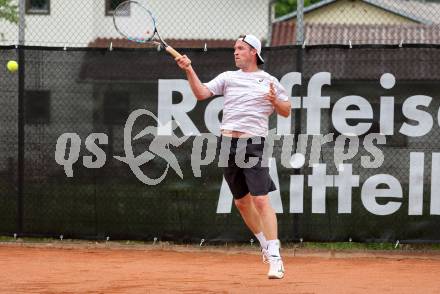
left=1, top=244, right=440, bottom=294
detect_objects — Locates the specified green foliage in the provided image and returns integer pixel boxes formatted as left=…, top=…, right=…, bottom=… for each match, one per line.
left=0, top=0, right=18, bottom=24
left=275, top=0, right=323, bottom=18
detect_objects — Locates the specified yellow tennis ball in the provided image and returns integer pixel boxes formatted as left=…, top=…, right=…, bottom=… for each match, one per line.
left=7, top=60, right=18, bottom=73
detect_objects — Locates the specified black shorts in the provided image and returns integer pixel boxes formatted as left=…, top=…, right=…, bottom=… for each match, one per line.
left=219, top=136, right=276, bottom=199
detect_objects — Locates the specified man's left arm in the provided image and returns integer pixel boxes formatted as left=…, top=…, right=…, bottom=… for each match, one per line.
left=266, top=82, right=291, bottom=117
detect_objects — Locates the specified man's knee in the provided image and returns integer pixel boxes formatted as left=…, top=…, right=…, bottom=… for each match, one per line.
left=252, top=195, right=271, bottom=212
left=234, top=194, right=252, bottom=211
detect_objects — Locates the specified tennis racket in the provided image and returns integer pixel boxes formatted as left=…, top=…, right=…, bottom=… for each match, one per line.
left=113, top=0, right=182, bottom=58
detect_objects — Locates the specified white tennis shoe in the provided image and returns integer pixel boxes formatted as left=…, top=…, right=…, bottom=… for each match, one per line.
left=267, top=256, right=285, bottom=279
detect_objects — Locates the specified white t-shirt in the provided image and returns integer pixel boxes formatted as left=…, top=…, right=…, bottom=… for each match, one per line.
left=204, top=70, right=289, bottom=137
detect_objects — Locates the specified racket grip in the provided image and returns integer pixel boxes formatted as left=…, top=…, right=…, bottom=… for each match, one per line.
left=166, top=46, right=182, bottom=59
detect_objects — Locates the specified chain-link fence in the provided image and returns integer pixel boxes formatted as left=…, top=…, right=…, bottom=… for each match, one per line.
left=1, top=0, right=440, bottom=48
left=0, top=0, right=272, bottom=47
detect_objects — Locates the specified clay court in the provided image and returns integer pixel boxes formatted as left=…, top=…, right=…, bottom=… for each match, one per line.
left=1, top=243, right=440, bottom=294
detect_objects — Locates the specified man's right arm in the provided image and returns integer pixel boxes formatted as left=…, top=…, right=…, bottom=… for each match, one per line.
left=175, top=55, right=212, bottom=101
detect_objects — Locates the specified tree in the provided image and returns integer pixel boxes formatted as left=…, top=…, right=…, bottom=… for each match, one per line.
left=275, top=0, right=322, bottom=18
left=0, top=0, right=18, bottom=24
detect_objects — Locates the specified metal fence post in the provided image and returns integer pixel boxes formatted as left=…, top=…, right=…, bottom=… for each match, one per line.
left=296, top=0, right=304, bottom=45
left=17, top=0, right=26, bottom=235
left=293, top=0, right=305, bottom=241
left=267, top=0, right=276, bottom=46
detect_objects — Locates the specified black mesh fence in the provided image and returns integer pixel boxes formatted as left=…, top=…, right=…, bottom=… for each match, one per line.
left=0, top=48, right=18, bottom=234
left=0, top=44, right=439, bottom=243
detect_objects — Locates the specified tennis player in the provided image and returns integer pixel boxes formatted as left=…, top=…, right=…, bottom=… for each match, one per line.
left=175, top=34, right=291, bottom=279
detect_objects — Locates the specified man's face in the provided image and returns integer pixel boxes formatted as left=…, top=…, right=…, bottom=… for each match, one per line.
left=234, top=39, right=257, bottom=69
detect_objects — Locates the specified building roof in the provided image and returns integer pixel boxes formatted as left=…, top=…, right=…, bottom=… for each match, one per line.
left=274, top=0, right=440, bottom=25
left=271, top=23, right=440, bottom=46
left=88, top=38, right=235, bottom=49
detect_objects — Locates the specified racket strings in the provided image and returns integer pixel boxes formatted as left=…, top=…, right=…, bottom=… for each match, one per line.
left=114, top=1, right=156, bottom=43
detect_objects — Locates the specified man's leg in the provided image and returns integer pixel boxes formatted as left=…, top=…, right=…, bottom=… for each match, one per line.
left=252, top=195, right=277, bottom=240
left=253, top=195, right=284, bottom=279
left=234, top=193, right=264, bottom=235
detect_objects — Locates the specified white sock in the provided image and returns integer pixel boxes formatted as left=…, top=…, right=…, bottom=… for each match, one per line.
left=267, top=239, right=280, bottom=257
left=254, top=232, right=268, bottom=249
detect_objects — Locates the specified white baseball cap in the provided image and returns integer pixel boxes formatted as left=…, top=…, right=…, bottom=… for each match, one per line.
left=239, top=34, right=264, bottom=65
